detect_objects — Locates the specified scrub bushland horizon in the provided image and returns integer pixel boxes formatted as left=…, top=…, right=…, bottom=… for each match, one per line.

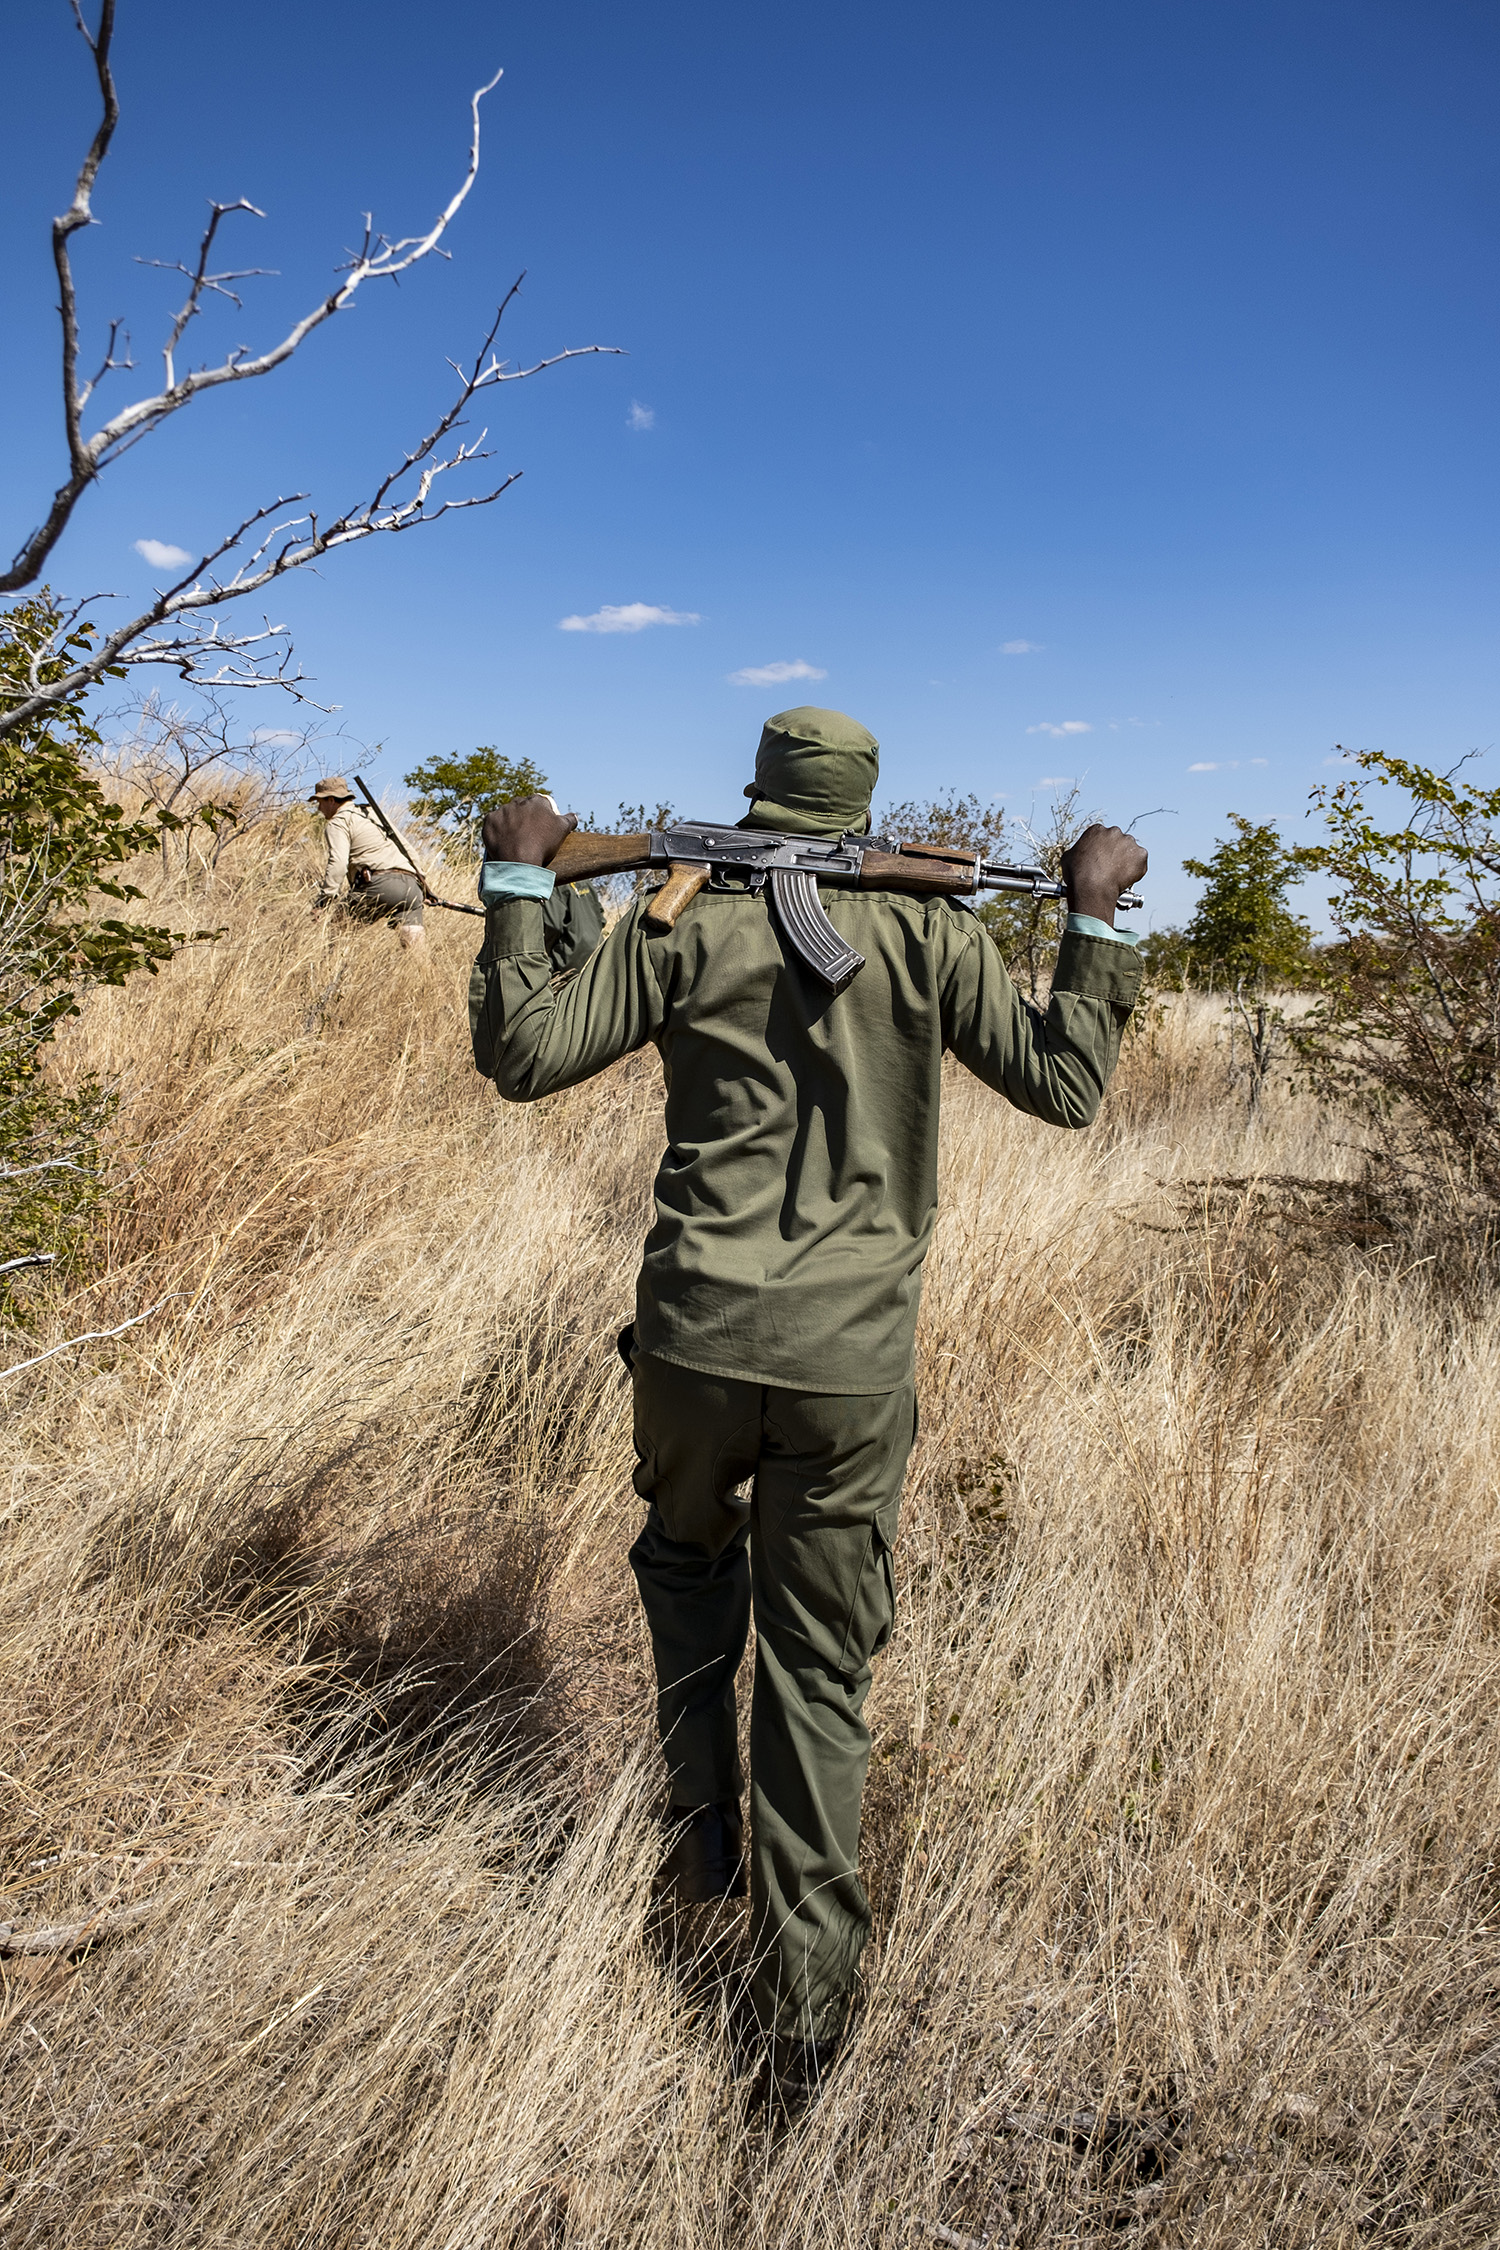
left=2, top=767, right=1497, bottom=2242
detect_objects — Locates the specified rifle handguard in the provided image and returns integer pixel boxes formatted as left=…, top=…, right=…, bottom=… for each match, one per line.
left=856, top=848, right=970, bottom=894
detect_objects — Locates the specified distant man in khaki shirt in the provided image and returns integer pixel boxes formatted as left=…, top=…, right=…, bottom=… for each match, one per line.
left=310, top=777, right=427, bottom=951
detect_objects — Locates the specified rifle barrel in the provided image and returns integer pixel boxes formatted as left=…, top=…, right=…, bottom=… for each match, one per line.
left=981, top=864, right=1142, bottom=911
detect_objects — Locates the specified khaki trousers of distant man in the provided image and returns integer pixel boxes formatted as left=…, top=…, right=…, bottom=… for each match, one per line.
left=626, top=1350, right=915, bottom=2044
left=346, top=866, right=425, bottom=929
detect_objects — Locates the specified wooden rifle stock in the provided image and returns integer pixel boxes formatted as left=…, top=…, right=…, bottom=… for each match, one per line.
left=546, top=830, right=651, bottom=884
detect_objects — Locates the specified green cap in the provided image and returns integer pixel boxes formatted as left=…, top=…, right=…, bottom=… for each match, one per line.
left=740, top=706, right=880, bottom=836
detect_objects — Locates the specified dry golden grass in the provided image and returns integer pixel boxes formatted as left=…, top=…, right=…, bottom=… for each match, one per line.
left=3, top=818, right=1498, bottom=2246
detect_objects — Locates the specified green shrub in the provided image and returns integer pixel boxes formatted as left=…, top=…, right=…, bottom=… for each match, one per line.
left=1, top=598, right=217, bottom=1295
left=404, top=749, right=552, bottom=855
left=1292, top=751, right=1500, bottom=1220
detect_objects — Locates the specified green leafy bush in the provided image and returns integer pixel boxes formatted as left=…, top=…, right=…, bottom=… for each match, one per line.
left=1292, top=751, right=1500, bottom=1218
left=404, top=748, right=552, bottom=854
left=1, top=598, right=217, bottom=1287
left=1183, top=815, right=1312, bottom=989
left=1178, top=814, right=1312, bottom=1111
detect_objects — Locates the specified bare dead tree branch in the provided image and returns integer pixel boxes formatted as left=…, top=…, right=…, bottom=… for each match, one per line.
left=76, top=316, right=133, bottom=414
left=6, top=5, right=509, bottom=595
left=0, top=1291, right=183, bottom=1384
left=53, top=0, right=121, bottom=499
left=1, top=291, right=620, bottom=735
left=136, top=195, right=278, bottom=391
left=102, top=690, right=328, bottom=869
left=1, top=11, right=623, bottom=737
left=0, top=1898, right=156, bottom=1955
left=0, top=1252, right=58, bottom=1278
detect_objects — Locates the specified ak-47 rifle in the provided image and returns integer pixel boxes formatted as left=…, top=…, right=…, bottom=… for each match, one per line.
left=353, top=777, right=485, bottom=918
left=536, top=818, right=1142, bottom=995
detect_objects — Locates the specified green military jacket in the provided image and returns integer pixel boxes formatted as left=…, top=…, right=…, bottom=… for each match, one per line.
left=470, top=885, right=1141, bottom=1395
left=541, top=881, right=604, bottom=975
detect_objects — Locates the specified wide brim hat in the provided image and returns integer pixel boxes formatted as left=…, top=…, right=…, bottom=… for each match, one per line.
left=309, top=776, right=355, bottom=802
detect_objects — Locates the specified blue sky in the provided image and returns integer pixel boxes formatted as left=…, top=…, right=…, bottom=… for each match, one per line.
left=5, top=0, right=1497, bottom=922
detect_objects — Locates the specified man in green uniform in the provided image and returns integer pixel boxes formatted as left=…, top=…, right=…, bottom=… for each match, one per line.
left=469, top=709, right=1145, bottom=2087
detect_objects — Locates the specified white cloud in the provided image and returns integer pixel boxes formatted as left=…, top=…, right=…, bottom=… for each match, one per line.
left=1251, top=757, right=1268, bottom=767
left=1001, top=638, right=1043, bottom=655
left=558, top=602, right=699, bottom=634
left=1188, top=761, right=1225, bottom=772
left=1036, top=775, right=1075, bottom=787
left=1324, top=750, right=1356, bottom=765
left=627, top=401, right=655, bottom=431
left=1026, top=719, right=1092, bottom=738
left=249, top=728, right=302, bottom=748
left=728, top=658, right=828, bottom=688
left=134, top=537, right=193, bottom=570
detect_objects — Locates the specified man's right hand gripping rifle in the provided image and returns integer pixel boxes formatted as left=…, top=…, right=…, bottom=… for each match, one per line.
left=470, top=708, right=1145, bottom=2100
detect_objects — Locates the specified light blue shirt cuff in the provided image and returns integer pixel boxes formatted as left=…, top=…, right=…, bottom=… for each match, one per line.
left=1067, top=912, right=1138, bottom=947
left=478, top=859, right=557, bottom=905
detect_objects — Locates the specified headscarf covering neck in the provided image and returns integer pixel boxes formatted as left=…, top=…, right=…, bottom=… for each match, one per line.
left=737, top=706, right=880, bottom=836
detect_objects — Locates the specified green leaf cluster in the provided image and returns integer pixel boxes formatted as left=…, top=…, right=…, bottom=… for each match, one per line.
left=1291, top=750, right=1500, bottom=1206
left=1182, top=815, right=1312, bottom=990
left=1, top=596, right=217, bottom=1288
left=403, top=747, right=552, bottom=853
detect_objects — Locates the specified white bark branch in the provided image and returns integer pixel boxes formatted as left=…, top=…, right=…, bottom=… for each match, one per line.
left=0, top=1292, right=182, bottom=1383
left=0, top=1900, right=155, bottom=1956
left=0, top=289, right=621, bottom=735
left=2, top=12, right=622, bottom=735
left=4, top=6, right=505, bottom=595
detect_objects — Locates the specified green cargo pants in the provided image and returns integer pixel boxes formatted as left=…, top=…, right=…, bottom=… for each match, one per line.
left=626, top=1350, right=916, bottom=2043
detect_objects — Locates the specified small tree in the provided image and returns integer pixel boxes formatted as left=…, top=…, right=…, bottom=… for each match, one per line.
left=103, top=694, right=319, bottom=877
left=1136, top=926, right=1192, bottom=991
left=404, top=748, right=551, bottom=855
left=1183, top=816, right=1311, bottom=986
left=1183, top=815, right=1311, bottom=1111
left=877, top=787, right=1092, bottom=1000
left=1291, top=750, right=1500, bottom=1223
